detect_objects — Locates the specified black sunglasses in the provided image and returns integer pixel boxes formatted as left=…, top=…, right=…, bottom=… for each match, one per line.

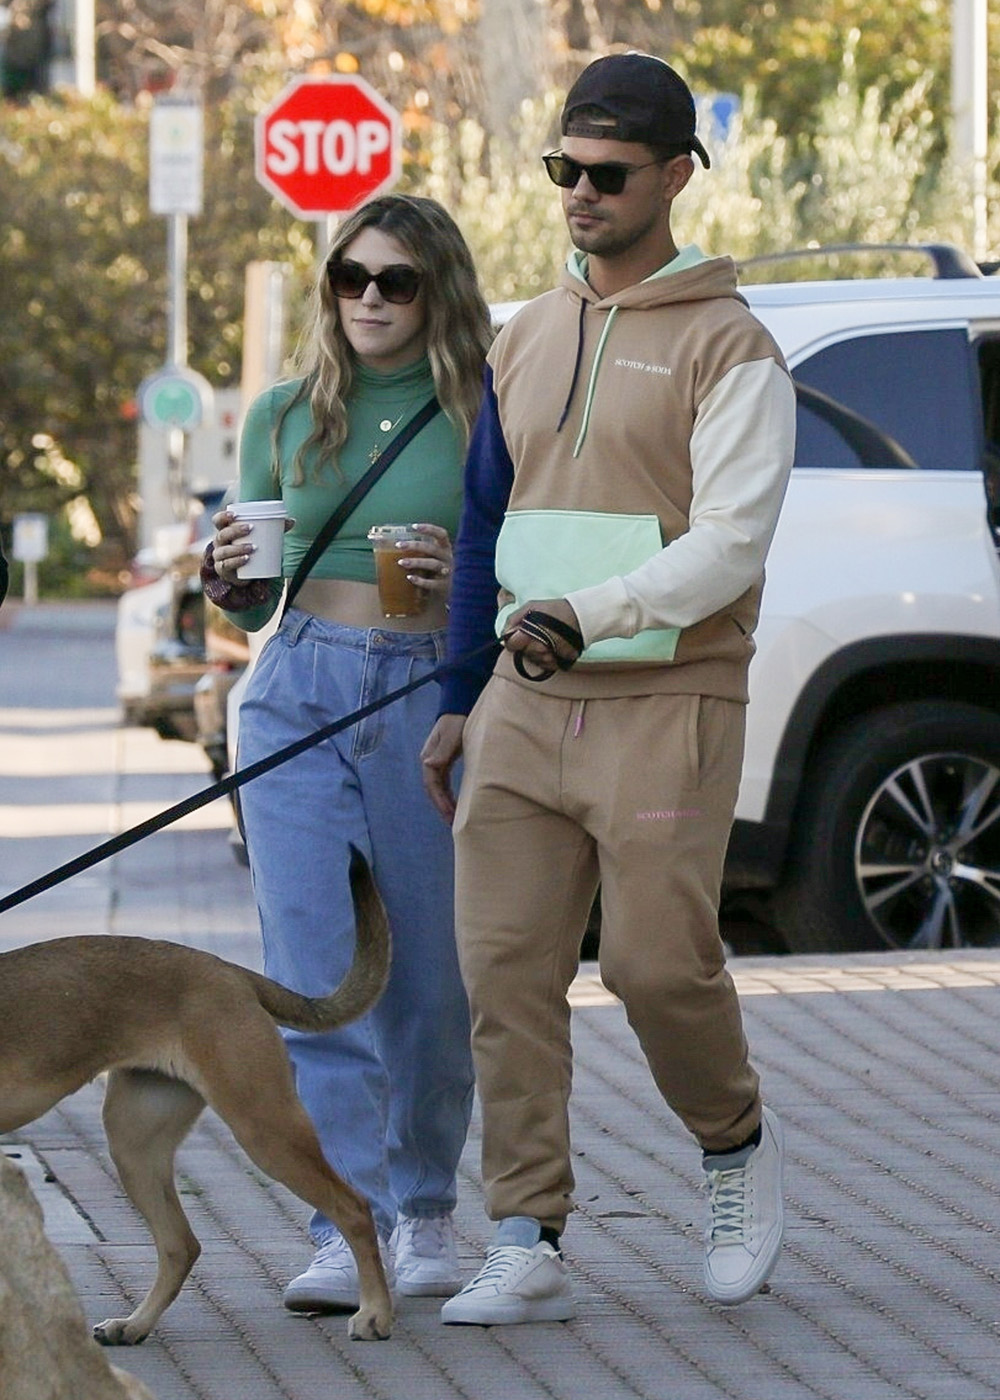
left=542, top=151, right=666, bottom=196
left=327, top=259, right=423, bottom=305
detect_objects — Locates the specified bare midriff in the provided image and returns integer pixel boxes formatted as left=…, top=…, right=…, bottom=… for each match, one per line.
left=294, top=577, right=448, bottom=633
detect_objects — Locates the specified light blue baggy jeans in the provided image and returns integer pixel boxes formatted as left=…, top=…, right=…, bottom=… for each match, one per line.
left=237, top=608, right=473, bottom=1241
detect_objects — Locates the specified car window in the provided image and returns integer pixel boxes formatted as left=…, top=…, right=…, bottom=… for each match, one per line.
left=792, top=327, right=981, bottom=471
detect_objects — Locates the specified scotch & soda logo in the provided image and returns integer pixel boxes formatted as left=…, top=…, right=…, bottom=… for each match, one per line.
left=614, top=358, right=673, bottom=376
left=636, top=808, right=703, bottom=821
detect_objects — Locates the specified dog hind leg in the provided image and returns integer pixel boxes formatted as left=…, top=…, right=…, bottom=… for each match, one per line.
left=202, top=1023, right=393, bottom=1341
left=94, top=1068, right=205, bottom=1345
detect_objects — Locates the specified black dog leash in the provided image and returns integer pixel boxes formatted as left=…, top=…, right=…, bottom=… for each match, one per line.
left=504, top=609, right=584, bottom=682
left=0, top=640, right=499, bottom=916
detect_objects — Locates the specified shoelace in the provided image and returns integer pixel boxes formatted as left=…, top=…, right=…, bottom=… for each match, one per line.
left=706, top=1167, right=748, bottom=1242
left=403, top=1215, right=451, bottom=1257
left=313, top=1236, right=352, bottom=1266
left=465, top=1245, right=532, bottom=1290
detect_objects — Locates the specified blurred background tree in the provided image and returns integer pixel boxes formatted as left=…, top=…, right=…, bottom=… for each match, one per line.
left=1, top=0, right=997, bottom=591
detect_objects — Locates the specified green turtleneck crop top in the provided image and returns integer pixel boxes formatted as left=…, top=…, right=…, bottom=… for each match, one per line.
left=226, top=356, right=464, bottom=631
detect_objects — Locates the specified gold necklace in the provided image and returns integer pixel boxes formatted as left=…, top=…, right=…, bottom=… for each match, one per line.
left=368, top=400, right=423, bottom=465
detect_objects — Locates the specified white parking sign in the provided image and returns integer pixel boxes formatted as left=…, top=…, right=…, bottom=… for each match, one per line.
left=12, top=513, right=48, bottom=563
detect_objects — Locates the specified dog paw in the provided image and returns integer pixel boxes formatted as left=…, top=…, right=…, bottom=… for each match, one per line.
left=348, top=1307, right=392, bottom=1341
left=93, top=1318, right=147, bottom=1347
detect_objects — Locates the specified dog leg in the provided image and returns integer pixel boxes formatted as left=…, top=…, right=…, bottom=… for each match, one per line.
left=250, top=1125, right=391, bottom=1340
left=94, top=1068, right=205, bottom=1345
left=202, top=1024, right=393, bottom=1340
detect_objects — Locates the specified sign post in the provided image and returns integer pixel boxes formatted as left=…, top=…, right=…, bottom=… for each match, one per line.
left=150, top=95, right=204, bottom=367
left=146, top=95, right=211, bottom=521
left=12, top=512, right=48, bottom=607
left=255, top=76, right=401, bottom=255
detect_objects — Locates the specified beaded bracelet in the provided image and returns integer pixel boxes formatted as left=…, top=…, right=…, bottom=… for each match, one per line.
left=199, top=542, right=273, bottom=611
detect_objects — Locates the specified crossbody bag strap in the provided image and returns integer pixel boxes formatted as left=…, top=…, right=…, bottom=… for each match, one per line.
left=282, top=395, right=441, bottom=616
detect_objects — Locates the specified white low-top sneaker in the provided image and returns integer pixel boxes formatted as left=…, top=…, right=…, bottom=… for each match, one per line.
left=391, top=1213, right=462, bottom=1297
left=283, top=1233, right=393, bottom=1313
left=703, top=1104, right=785, bottom=1305
left=441, top=1217, right=575, bottom=1325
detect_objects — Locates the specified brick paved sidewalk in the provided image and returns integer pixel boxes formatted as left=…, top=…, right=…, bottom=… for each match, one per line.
left=4, top=603, right=1000, bottom=1400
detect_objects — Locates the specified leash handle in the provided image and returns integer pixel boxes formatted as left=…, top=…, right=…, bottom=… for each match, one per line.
left=504, top=609, right=584, bottom=683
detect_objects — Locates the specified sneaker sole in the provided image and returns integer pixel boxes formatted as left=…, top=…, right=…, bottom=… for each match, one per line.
left=283, top=1288, right=358, bottom=1313
left=396, top=1278, right=464, bottom=1298
left=704, top=1226, right=783, bottom=1306
left=441, top=1295, right=576, bottom=1325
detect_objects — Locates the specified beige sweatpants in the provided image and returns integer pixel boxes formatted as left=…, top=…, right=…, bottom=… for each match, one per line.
left=452, top=676, right=761, bottom=1232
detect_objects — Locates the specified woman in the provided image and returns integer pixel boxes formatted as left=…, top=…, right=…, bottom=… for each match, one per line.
left=203, top=194, right=492, bottom=1311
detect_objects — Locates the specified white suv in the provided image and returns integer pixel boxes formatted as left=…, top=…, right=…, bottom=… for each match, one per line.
left=727, top=245, right=1000, bottom=954
left=226, top=247, right=1000, bottom=957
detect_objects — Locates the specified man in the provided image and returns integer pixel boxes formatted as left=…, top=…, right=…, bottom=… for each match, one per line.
left=421, top=51, right=796, bottom=1325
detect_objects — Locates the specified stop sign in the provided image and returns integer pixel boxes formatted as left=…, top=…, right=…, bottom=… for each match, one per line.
left=255, top=76, right=401, bottom=219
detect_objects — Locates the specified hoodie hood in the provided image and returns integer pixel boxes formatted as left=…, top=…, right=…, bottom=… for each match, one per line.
left=563, top=245, right=746, bottom=309
left=557, top=247, right=748, bottom=453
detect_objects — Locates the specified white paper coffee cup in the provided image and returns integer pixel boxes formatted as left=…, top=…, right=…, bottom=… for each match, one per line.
left=231, top=500, right=287, bottom=579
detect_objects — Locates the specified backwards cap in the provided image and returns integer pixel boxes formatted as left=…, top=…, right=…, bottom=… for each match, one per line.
left=561, top=52, right=710, bottom=169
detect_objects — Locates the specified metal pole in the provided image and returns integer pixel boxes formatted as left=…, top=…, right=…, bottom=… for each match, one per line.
left=166, top=213, right=189, bottom=368
left=165, top=213, right=189, bottom=516
left=74, top=0, right=95, bottom=96
left=952, top=0, right=989, bottom=261
left=23, top=560, right=38, bottom=608
left=315, top=215, right=338, bottom=271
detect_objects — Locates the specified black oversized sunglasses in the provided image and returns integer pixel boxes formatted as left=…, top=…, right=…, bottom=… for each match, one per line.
left=327, top=259, right=423, bottom=305
left=542, top=150, right=666, bottom=196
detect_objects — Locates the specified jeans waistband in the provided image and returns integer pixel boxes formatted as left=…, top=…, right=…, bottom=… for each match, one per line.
left=279, top=606, right=446, bottom=659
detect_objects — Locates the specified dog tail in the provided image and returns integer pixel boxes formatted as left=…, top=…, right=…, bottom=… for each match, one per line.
left=249, top=847, right=391, bottom=1032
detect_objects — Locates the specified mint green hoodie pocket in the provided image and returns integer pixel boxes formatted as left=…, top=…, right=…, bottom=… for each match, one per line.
left=495, top=509, right=680, bottom=664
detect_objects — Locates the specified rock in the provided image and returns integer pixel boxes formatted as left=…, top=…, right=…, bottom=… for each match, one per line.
left=0, top=1153, right=156, bottom=1400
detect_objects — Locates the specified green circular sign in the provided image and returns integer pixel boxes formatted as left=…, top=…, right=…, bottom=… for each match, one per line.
left=139, top=368, right=213, bottom=432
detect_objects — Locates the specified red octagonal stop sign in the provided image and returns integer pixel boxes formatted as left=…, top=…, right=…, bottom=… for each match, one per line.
left=255, top=76, right=402, bottom=219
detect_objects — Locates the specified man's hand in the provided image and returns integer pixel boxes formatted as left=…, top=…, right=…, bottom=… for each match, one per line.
left=421, top=714, right=467, bottom=824
left=502, top=598, right=583, bottom=677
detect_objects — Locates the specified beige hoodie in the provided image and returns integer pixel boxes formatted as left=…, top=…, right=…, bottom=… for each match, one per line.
left=488, top=247, right=796, bottom=701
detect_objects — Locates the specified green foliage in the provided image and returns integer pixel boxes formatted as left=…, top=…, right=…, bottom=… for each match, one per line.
left=0, top=91, right=153, bottom=578
left=425, top=50, right=994, bottom=288
left=4, top=511, right=101, bottom=601
left=417, top=94, right=567, bottom=303
left=667, top=91, right=806, bottom=261
left=2, top=24, right=999, bottom=597
left=0, top=84, right=314, bottom=583
left=677, top=0, right=958, bottom=148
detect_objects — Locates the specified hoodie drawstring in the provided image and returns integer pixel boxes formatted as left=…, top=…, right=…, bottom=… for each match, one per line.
left=573, top=699, right=587, bottom=738
left=572, top=305, right=619, bottom=458
left=556, top=296, right=588, bottom=433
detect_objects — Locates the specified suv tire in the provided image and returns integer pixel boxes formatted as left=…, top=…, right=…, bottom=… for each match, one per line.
left=769, top=701, right=1000, bottom=954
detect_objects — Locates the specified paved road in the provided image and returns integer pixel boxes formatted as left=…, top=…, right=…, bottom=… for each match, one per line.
left=4, top=601, right=1000, bottom=1400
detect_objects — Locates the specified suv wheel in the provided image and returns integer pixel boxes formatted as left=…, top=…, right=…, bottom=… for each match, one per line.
left=769, top=701, right=1000, bottom=953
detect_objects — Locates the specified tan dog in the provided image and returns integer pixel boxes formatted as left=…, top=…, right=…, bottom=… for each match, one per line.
left=0, top=848, right=393, bottom=1345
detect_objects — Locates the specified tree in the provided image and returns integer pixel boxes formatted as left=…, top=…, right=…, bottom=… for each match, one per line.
left=2, top=5, right=997, bottom=593
left=673, top=0, right=997, bottom=155
left=0, top=86, right=314, bottom=575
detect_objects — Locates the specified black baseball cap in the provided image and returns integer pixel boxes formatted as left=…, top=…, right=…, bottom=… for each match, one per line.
left=561, top=52, right=711, bottom=169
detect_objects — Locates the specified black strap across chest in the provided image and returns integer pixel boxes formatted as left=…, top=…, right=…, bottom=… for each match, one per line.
left=283, top=395, right=442, bottom=615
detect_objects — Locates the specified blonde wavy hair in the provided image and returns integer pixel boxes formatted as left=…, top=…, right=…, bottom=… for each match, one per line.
left=275, top=194, right=493, bottom=484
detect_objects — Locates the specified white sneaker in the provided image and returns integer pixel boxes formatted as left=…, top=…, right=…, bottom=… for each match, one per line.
left=283, top=1233, right=393, bottom=1313
left=441, top=1218, right=575, bottom=1325
left=391, top=1212, right=462, bottom=1297
left=703, top=1104, right=784, bottom=1305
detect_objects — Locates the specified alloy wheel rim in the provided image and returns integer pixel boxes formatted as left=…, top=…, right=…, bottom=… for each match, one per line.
left=854, top=751, right=1000, bottom=949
